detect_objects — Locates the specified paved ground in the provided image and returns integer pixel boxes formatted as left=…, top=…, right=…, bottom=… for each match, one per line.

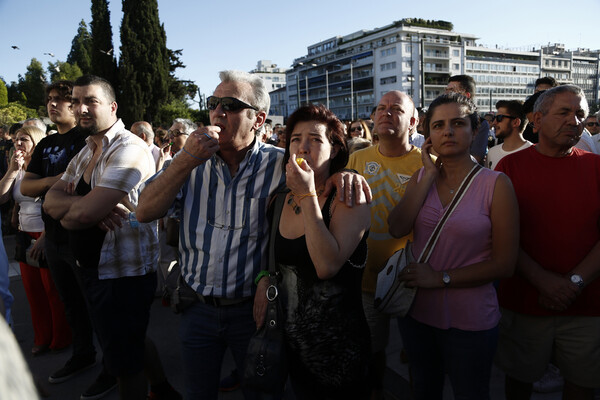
left=6, top=232, right=590, bottom=400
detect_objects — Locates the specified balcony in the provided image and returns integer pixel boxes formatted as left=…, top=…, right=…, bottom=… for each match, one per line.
left=424, top=66, right=450, bottom=73
left=424, top=53, right=449, bottom=60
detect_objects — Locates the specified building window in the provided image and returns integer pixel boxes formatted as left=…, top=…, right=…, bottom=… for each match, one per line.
left=380, top=47, right=397, bottom=57
left=380, top=62, right=397, bottom=71
left=380, top=76, right=397, bottom=85
left=405, top=45, right=412, bottom=53
left=453, top=63, right=459, bottom=70
left=452, top=49, right=460, bottom=57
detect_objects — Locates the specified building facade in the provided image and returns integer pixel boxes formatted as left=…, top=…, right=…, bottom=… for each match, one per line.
left=272, top=20, right=600, bottom=120
left=250, top=60, right=288, bottom=92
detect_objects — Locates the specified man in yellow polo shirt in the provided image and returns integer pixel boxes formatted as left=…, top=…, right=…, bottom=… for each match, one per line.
left=347, top=90, right=425, bottom=399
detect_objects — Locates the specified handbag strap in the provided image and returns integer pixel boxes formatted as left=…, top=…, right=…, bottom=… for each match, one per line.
left=268, top=191, right=287, bottom=274
left=416, top=164, right=482, bottom=263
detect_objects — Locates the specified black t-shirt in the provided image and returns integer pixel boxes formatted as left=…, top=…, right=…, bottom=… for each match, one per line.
left=26, top=126, right=88, bottom=242
left=0, top=139, right=14, bottom=177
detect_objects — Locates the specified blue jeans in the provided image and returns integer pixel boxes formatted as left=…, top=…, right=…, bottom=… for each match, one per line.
left=179, top=299, right=258, bottom=400
left=398, top=316, right=498, bottom=400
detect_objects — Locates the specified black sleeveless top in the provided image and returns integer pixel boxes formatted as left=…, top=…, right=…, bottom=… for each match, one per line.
left=68, top=178, right=106, bottom=269
left=274, top=192, right=370, bottom=398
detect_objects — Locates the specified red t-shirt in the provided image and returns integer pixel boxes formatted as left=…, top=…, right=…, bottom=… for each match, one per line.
left=496, top=146, right=600, bottom=316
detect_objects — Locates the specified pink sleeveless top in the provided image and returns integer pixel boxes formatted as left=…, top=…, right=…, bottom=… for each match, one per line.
left=409, top=167, right=501, bottom=331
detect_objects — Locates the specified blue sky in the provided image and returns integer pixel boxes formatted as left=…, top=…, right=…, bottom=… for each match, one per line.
left=2, top=0, right=599, bottom=102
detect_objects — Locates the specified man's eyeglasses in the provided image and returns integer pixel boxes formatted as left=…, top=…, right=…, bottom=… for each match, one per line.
left=167, top=129, right=188, bottom=137
left=586, top=122, right=600, bottom=127
left=350, top=126, right=363, bottom=132
left=493, top=114, right=517, bottom=123
left=207, top=96, right=258, bottom=112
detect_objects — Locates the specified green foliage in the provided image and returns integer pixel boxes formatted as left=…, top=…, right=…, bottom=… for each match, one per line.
left=190, top=109, right=210, bottom=126
left=67, top=20, right=93, bottom=74
left=119, top=0, right=170, bottom=125
left=91, top=0, right=118, bottom=90
left=154, top=99, right=192, bottom=127
left=48, top=61, right=83, bottom=82
left=6, top=82, right=20, bottom=103
left=18, top=59, right=47, bottom=110
left=0, top=79, right=7, bottom=106
left=401, top=18, right=454, bottom=31
left=0, top=102, right=38, bottom=125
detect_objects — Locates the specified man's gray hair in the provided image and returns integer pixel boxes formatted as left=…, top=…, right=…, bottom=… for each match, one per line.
left=173, top=118, right=197, bottom=134
left=218, top=70, right=270, bottom=113
left=534, top=85, right=589, bottom=118
left=22, top=118, right=47, bottom=133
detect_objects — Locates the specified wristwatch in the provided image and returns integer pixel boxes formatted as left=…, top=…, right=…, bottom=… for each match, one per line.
left=442, top=272, right=451, bottom=287
left=570, top=274, right=584, bottom=289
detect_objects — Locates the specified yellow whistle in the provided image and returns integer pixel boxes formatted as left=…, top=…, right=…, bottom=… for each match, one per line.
left=296, top=157, right=304, bottom=166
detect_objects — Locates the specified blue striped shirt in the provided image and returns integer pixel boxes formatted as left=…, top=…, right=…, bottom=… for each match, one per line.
left=173, top=140, right=285, bottom=298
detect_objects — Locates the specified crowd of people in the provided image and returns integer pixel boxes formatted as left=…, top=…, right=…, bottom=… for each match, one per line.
left=0, top=69, right=598, bottom=400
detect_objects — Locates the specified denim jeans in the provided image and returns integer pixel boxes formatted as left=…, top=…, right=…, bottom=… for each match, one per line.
left=398, top=316, right=498, bottom=400
left=179, top=299, right=258, bottom=400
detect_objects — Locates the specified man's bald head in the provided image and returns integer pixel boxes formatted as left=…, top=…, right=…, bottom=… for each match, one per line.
left=130, top=121, right=154, bottom=146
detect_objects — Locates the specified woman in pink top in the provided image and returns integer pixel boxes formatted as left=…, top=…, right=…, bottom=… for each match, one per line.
left=388, top=93, right=519, bottom=399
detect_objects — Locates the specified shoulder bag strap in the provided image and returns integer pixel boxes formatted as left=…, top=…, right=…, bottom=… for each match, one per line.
left=268, top=191, right=287, bottom=274
left=417, top=164, right=482, bottom=263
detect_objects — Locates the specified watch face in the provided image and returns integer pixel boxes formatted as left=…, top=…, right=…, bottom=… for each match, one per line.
left=443, top=273, right=450, bottom=284
left=571, top=274, right=583, bottom=287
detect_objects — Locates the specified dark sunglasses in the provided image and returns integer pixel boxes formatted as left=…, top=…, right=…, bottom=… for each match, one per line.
left=207, top=96, right=258, bottom=112
left=586, top=122, right=599, bottom=127
left=350, top=126, right=363, bottom=132
left=493, top=114, right=517, bottom=123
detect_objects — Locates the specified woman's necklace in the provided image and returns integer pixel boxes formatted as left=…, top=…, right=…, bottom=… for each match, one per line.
left=287, top=189, right=324, bottom=214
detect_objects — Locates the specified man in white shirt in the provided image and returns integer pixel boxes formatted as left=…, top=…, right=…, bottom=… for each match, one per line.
left=488, top=100, right=532, bottom=170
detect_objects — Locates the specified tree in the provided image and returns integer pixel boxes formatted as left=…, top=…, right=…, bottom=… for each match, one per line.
left=6, top=82, right=20, bottom=103
left=0, top=79, right=7, bottom=106
left=154, top=99, right=191, bottom=127
left=90, top=0, right=118, bottom=89
left=67, top=20, right=93, bottom=74
left=18, top=58, right=47, bottom=110
left=48, top=61, right=83, bottom=82
left=119, top=0, right=169, bottom=125
left=0, top=102, right=38, bottom=125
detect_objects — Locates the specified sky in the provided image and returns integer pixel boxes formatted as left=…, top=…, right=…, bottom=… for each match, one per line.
left=2, top=0, right=600, bottom=103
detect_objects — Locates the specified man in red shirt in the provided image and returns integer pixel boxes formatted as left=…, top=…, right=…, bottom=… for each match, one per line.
left=496, top=85, right=600, bottom=399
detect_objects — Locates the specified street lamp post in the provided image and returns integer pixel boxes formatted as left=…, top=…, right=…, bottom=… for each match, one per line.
left=296, top=62, right=317, bottom=106
left=326, top=69, right=329, bottom=109
left=350, top=61, right=354, bottom=120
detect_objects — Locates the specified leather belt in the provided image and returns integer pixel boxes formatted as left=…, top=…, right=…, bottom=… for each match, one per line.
left=196, top=293, right=252, bottom=307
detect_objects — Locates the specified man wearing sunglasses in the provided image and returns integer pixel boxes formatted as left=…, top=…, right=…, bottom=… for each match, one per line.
left=487, top=100, right=532, bottom=170
left=584, top=114, right=600, bottom=135
left=137, top=70, right=371, bottom=399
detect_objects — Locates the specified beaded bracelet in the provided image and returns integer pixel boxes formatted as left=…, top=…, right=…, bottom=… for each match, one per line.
left=292, top=190, right=318, bottom=203
left=182, top=148, right=208, bottom=162
left=254, top=270, right=270, bottom=286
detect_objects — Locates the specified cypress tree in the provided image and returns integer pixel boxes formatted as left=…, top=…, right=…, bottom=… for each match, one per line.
left=18, top=59, right=47, bottom=110
left=67, top=20, right=93, bottom=74
left=119, top=0, right=169, bottom=125
left=90, top=0, right=118, bottom=91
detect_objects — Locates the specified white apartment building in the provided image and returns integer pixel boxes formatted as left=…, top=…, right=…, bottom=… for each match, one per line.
left=275, top=20, right=600, bottom=121
left=250, top=60, right=288, bottom=92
